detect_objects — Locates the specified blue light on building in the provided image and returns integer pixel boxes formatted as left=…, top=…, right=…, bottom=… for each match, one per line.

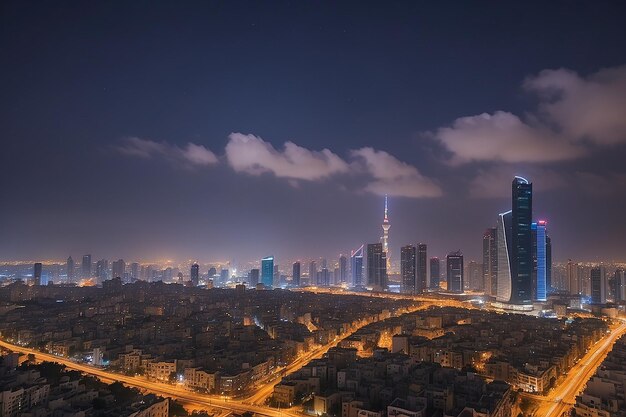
left=261, top=256, right=274, bottom=288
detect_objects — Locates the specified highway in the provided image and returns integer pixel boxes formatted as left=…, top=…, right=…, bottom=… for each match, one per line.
left=523, top=320, right=626, bottom=417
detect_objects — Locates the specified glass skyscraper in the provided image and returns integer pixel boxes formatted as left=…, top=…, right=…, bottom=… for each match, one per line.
left=261, top=256, right=274, bottom=288
left=401, top=245, right=416, bottom=294
left=446, top=251, right=464, bottom=293
left=367, top=243, right=387, bottom=291
left=351, top=244, right=364, bottom=287
left=416, top=244, right=427, bottom=293
left=532, top=221, right=547, bottom=302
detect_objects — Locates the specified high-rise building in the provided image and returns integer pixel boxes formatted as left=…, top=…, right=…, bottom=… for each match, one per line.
left=567, top=260, right=580, bottom=295
left=208, top=267, right=217, bottom=277
left=248, top=269, right=260, bottom=286
left=96, top=259, right=108, bottom=283
left=467, top=261, right=482, bottom=291
left=429, top=257, right=440, bottom=289
left=532, top=221, right=548, bottom=302
left=261, top=256, right=274, bottom=288
left=446, top=251, right=464, bottom=293
left=400, top=245, right=416, bottom=294
left=292, top=262, right=301, bottom=287
left=308, top=261, right=317, bottom=286
left=546, top=235, right=552, bottom=293
left=416, top=244, right=427, bottom=293
left=496, top=177, right=533, bottom=305
left=130, top=262, right=140, bottom=283
left=381, top=196, right=391, bottom=272
left=82, top=254, right=91, bottom=278
left=615, top=269, right=626, bottom=303
left=367, top=243, right=387, bottom=291
left=33, top=263, right=42, bottom=286
left=591, top=266, right=607, bottom=304
left=221, top=268, right=230, bottom=285
left=318, top=267, right=330, bottom=286
left=339, top=255, right=347, bottom=283
left=66, top=256, right=75, bottom=282
left=112, top=259, right=125, bottom=280
left=351, top=245, right=364, bottom=287
left=190, top=263, right=200, bottom=286
left=482, top=228, right=497, bottom=296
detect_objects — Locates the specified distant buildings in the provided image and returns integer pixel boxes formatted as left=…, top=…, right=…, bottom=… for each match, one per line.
left=82, top=254, right=91, bottom=278
left=292, top=261, right=301, bottom=287
left=66, top=256, right=75, bottom=282
left=308, top=260, right=317, bottom=286
left=400, top=245, right=416, bottom=294
left=591, top=266, right=607, bottom=304
left=112, top=259, right=126, bottom=280
left=615, top=269, right=626, bottom=303
left=446, top=251, right=464, bottom=293
left=367, top=243, right=387, bottom=291
left=416, top=243, right=427, bottom=293
left=339, top=255, right=347, bottom=284
left=190, top=263, right=199, bottom=286
left=351, top=245, right=364, bottom=287
left=429, top=257, right=440, bottom=289
left=261, top=256, right=274, bottom=288
left=33, top=262, right=42, bottom=286
left=482, top=228, right=497, bottom=297
left=248, top=268, right=259, bottom=286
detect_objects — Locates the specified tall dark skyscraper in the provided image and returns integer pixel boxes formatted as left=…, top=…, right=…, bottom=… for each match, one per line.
left=615, top=269, right=626, bottom=303
left=482, top=228, right=497, bottom=297
left=112, top=259, right=125, bottom=280
left=82, top=254, right=91, bottom=278
left=400, top=245, right=416, bottom=294
left=248, top=268, right=259, bottom=286
left=292, top=262, right=301, bottom=287
left=367, top=243, right=387, bottom=291
left=546, top=234, right=552, bottom=293
left=308, top=261, right=317, bottom=286
left=416, top=244, right=427, bottom=293
left=339, top=255, right=347, bottom=284
left=130, top=262, right=140, bottom=283
left=33, top=262, right=42, bottom=286
left=190, top=263, right=199, bottom=286
left=351, top=245, right=364, bottom=287
left=531, top=221, right=548, bottom=302
left=446, top=251, right=464, bottom=293
left=591, top=266, right=607, bottom=304
left=96, top=259, right=108, bottom=283
left=66, top=256, right=75, bottom=282
left=429, top=257, right=440, bottom=289
left=261, top=256, right=274, bottom=288
left=496, top=177, right=533, bottom=305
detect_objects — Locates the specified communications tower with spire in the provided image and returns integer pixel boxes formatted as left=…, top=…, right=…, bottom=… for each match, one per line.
left=381, top=195, right=391, bottom=271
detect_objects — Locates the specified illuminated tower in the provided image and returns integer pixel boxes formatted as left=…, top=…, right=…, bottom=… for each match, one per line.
left=381, top=195, right=391, bottom=271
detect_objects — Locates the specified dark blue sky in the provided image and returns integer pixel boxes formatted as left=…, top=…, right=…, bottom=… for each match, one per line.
left=2, top=1, right=626, bottom=264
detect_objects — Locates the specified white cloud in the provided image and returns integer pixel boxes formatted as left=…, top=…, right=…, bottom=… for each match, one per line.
left=433, top=65, right=626, bottom=164
left=225, top=132, right=350, bottom=181
left=435, top=111, right=584, bottom=164
left=467, top=166, right=567, bottom=198
left=525, top=65, right=626, bottom=146
left=117, top=137, right=218, bottom=166
left=350, top=147, right=442, bottom=198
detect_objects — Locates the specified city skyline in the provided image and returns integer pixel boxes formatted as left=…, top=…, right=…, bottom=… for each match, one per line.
left=2, top=2, right=626, bottom=263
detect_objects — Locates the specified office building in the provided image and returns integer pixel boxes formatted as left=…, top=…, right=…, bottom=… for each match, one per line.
left=292, top=262, right=301, bottom=287
left=112, top=259, right=126, bottom=280
left=339, top=255, right=347, bottom=283
left=531, top=221, right=548, bottom=302
left=567, top=260, right=581, bottom=295
left=351, top=245, right=364, bottom=287
left=416, top=243, right=427, bottom=293
left=400, top=245, right=416, bottom=294
left=33, top=262, right=42, bottom=286
left=446, top=251, right=464, bottom=293
left=82, top=254, right=91, bottom=278
left=483, top=228, right=497, bottom=296
left=591, top=266, right=607, bottom=304
left=466, top=260, right=482, bottom=291
left=261, top=256, right=274, bottom=288
left=367, top=243, right=387, bottom=291
left=308, top=261, right=317, bottom=286
left=130, top=262, right=140, bottom=282
left=248, top=268, right=260, bottom=286
left=96, top=259, right=108, bottom=283
left=66, top=256, right=75, bottom=282
left=191, top=263, right=200, bottom=286
left=615, top=269, right=626, bottom=303
left=429, top=257, right=440, bottom=289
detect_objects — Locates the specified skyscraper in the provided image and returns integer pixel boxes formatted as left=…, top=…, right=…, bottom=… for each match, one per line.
left=96, top=259, right=108, bottom=283
left=532, top=221, right=548, bottom=302
left=292, top=262, right=301, bottom=287
left=416, top=244, right=427, bottom=293
left=496, top=177, right=533, bottom=305
left=130, top=262, right=140, bottom=283
left=66, top=256, right=75, bottom=283
left=367, top=243, right=387, bottom=291
left=591, top=266, right=607, bottom=304
left=308, top=261, right=317, bottom=286
left=339, top=255, right=347, bottom=283
left=82, top=254, right=91, bottom=278
left=567, top=260, right=580, bottom=295
left=112, top=259, right=125, bottom=280
left=381, top=196, right=391, bottom=272
left=261, top=256, right=274, bottom=288
left=546, top=235, right=552, bottom=293
left=446, top=251, right=464, bottom=293
left=429, top=257, right=440, bottom=289
left=615, top=269, right=626, bottom=303
left=400, top=245, right=416, bottom=294
left=482, top=228, right=497, bottom=297
left=33, top=262, right=42, bottom=286
left=351, top=245, right=364, bottom=287
left=248, top=269, right=259, bottom=286
left=190, top=263, right=200, bottom=286
left=467, top=260, right=482, bottom=291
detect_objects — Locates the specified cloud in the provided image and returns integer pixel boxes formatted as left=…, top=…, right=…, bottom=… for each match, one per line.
left=225, top=133, right=350, bottom=181
left=435, top=111, right=584, bottom=164
left=467, top=166, right=568, bottom=198
left=117, top=137, right=218, bottom=166
left=432, top=65, right=626, bottom=164
left=524, top=65, right=626, bottom=146
left=350, top=147, right=443, bottom=198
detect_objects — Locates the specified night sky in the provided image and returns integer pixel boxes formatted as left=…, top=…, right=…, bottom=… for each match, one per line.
left=2, top=1, right=626, bottom=264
